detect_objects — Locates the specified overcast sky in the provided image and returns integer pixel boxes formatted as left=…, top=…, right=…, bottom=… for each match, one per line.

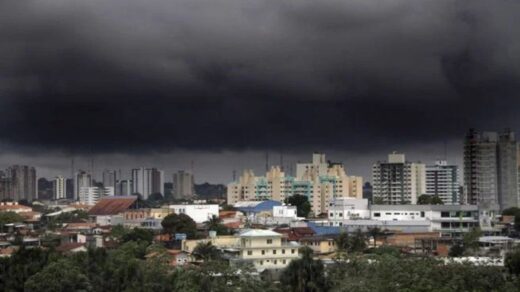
left=1, top=0, right=519, bottom=183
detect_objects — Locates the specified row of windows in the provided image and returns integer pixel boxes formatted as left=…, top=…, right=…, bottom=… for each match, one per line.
left=246, top=249, right=296, bottom=256
left=258, top=259, right=287, bottom=265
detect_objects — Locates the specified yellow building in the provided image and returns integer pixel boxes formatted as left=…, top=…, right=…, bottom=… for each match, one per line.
left=227, top=153, right=364, bottom=216
left=238, top=229, right=300, bottom=271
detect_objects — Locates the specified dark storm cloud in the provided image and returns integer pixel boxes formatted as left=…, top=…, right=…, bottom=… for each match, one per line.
left=1, top=0, right=519, bottom=154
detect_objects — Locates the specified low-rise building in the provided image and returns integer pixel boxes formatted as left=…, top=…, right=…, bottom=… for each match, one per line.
left=88, top=196, right=138, bottom=226
left=168, top=204, right=219, bottom=224
left=236, top=229, right=300, bottom=271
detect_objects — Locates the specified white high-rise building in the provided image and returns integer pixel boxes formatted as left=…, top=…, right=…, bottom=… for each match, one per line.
left=131, top=167, right=164, bottom=200
left=372, top=152, right=426, bottom=205
left=79, top=186, right=114, bottom=205
left=53, top=176, right=67, bottom=200
left=74, top=170, right=92, bottom=201
left=425, top=161, right=460, bottom=205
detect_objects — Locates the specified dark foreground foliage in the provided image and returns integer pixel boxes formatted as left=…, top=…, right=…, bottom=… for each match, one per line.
left=0, top=243, right=519, bottom=292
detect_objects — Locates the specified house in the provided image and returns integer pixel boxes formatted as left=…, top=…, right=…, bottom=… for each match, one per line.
left=182, top=235, right=240, bottom=253
left=0, top=202, right=32, bottom=213
left=88, top=196, right=138, bottom=225
left=168, top=204, right=219, bottom=224
left=236, top=229, right=301, bottom=271
left=300, top=235, right=337, bottom=255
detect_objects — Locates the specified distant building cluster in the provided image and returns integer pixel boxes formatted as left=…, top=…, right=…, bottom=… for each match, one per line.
left=227, top=153, right=363, bottom=216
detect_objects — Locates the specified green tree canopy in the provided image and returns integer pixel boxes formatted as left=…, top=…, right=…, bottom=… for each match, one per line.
left=285, top=194, right=311, bottom=218
left=281, top=247, right=329, bottom=292
left=192, top=242, right=222, bottom=262
left=505, top=248, right=520, bottom=276
left=24, top=259, right=92, bottom=292
left=204, top=215, right=231, bottom=236
left=122, top=228, right=154, bottom=244
left=417, top=194, right=444, bottom=205
left=161, top=213, right=197, bottom=239
left=0, top=211, right=24, bottom=228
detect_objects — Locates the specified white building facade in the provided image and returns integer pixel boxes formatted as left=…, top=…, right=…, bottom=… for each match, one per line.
left=168, top=204, right=219, bottom=223
left=79, top=186, right=115, bottom=206
left=425, top=160, right=460, bottom=204
left=53, top=176, right=67, bottom=200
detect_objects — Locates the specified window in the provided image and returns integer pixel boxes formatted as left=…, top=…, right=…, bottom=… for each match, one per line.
left=262, top=250, right=265, bottom=255
left=441, top=212, right=450, bottom=218
left=260, top=261, right=263, bottom=265
left=374, top=212, right=381, bottom=217
left=282, top=249, right=285, bottom=254
left=274, top=260, right=278, bottom=264
left=420, top=211, right=425, bottom=217
left=291, top=249, right=295, bottom=254
left=273, top=250, right=277, bottom=255
left=330, top=213, right=334, bottom=217
left=247, top=250, right=252, bottom=256
left=267, top=239, right=272, bottom=244
left=283, top=260, right=286, bottom=264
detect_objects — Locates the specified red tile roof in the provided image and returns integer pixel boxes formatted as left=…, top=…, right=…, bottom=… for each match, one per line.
left=273, top=227, right=315, bottom=241
left=55, top=242, right=86, bottom=252
left=88, top=196, right=138, bottom=216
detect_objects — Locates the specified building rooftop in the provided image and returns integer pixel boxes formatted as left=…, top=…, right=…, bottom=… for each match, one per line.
left=88, top=196, right=138, bottom=216
left=239, top=229, right=282, bottom=237
left=371, top=205, right=479, bottom=211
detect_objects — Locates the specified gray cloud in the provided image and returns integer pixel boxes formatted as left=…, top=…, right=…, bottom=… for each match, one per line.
left=0, top=0, right=519, bottom=156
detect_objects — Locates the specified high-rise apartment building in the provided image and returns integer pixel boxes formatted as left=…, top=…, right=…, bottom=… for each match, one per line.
left=372, top=152, right=426, bottom=205
left=131, top=167, right=164, bottom=199
left=227, top=153, right=363, bottom=216
left=53, top=176, right=67, bottom=200
left=102, top=169, right=117, bottom=189
left=425, top=161, right=460, bottom=204
left=5, top=165, right=37, bottom=202
left=74, top=170, right=92, bottom=201
left=116, top=179, right=133, bottom=196
left=79, top=186, right=114, bottom=205
left=464, top=129, right=519, bottom=211
left=173, top=170, right=195, bottom=200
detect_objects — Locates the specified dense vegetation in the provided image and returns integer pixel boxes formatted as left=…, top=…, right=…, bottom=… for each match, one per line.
left=1, top=239, right=519, bottom=292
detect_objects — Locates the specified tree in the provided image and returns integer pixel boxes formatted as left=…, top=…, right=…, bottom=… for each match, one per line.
left=161, top=213, right=197, bottom=239
left=463, top=228, right=482, bottom=254
left=281, top=247, right=329, bottom=292
left=335, top=232, right=350, bottom=253
left=192, top=242, right=222, bottom=262
left=505, top=248, right=520, bottom=276
left=204, top=215, right=231, bottom=235
left=122, top=228, right=154, bottom=244
left=502, top=207, right=520, bottom=216
left=448, top=242, right=465, bottom=257
left=285, top=194, right=311, bottom=218
left=24, top=259, right=92, bottom=292
left=373, top=197, right=385, bottom=204
left=0, top=211, right=24, bottom=231
left=417, top=194, right=444, bottom=205
left=348, top=229, right=367, bottom=253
